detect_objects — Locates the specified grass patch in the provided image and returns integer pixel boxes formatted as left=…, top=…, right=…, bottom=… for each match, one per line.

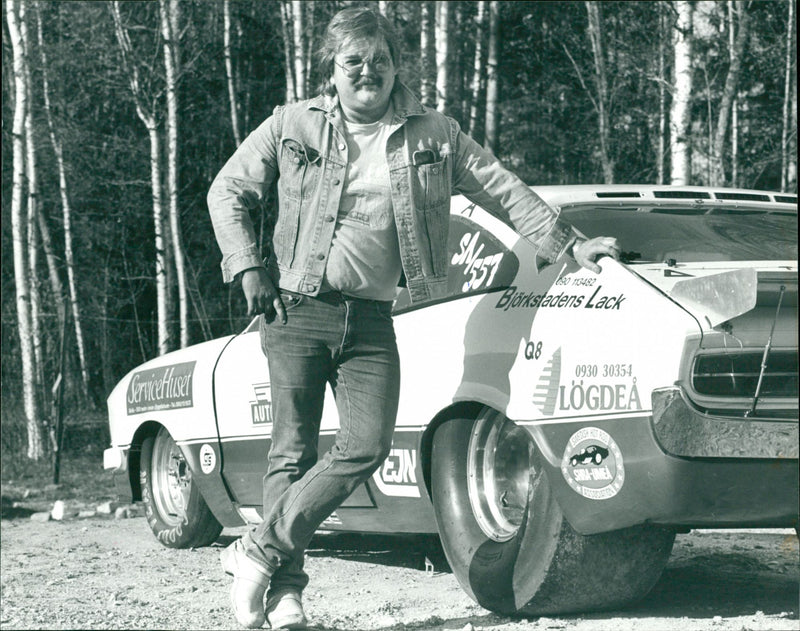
left=1, top=410, right=119, bottom=510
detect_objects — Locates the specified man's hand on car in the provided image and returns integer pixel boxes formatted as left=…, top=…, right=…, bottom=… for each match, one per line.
left=572, top=236, right=622, bottom=273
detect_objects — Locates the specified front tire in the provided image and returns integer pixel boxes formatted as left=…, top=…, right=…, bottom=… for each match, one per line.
left=431, top=408, right=675, bottom=615
left=140, top=427, right=223, bottom=548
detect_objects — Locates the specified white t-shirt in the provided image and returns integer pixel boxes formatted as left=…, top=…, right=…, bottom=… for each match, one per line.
left=322, top=106, right=402, bottom=301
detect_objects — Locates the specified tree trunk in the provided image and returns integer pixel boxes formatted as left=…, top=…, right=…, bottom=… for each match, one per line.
left=484, top=0, right=499, bottom=153
left=223, top=0, right=242, bottom=145
left=670, top=0, right=693, bottom=185
left=279, top=0, right=296, bottom=102
left=585, top=1, right=614, bottom=183
left=292, top=0, right=306, bottom=101
left=434, top=0, right=449, bottom=113
left=420, top=1, right=435, bottom=107
left=729, top=2, right=739, bottom=188
left=160, top=0, right=188, bottom=349
left=36, top=209, right=66, bottom=327
left=781, top=0, right=797, bottom=192
left=304, top=1, right=315, bottom=97
left=148, top=124, right=169, bottom=356
left=468, top=1, right=486, bottom=141
left=35, top=0, right=89, bottom=397
left=657, top=2, right=667, bottom=185
left=111, top=1, right=169, bottom=355
left=21, top=6, right=45, bottom=413
left=7, top=0, right=44, bottom=460
left=710, top=1, right=749, bottom=186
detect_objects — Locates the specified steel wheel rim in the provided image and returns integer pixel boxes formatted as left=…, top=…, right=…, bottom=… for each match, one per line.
left=151, top=429, right=191, bottom=527
left=466, top=409, right=535, bottom=542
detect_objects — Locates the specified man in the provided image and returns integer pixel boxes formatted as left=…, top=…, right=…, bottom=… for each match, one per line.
left=208, top=7, right=619, bottom=629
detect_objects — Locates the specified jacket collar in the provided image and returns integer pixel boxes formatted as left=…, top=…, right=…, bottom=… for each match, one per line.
left=306, top=81, right=426, bottom=123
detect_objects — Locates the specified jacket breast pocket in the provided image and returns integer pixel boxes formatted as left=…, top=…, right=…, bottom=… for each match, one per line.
left=275, top=138, right=321, bottom=265
left=278, top=137, right=321, bottom=201
left=416, top=159, right=449, bottom=210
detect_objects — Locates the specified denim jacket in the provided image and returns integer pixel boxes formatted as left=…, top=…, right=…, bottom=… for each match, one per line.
left=208, top=82, right=576, bottom=303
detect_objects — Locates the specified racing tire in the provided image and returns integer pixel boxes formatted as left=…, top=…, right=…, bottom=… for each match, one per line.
left=431, top=408, right=675, bottom=615
left=140, top=427, right=223, bottom=549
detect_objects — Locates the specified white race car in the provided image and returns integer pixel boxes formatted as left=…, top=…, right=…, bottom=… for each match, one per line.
left=105, top=185, right=798, bottom=615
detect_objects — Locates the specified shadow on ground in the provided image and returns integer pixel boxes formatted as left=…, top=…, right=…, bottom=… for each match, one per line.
left=216, top=531, right=452, bottom=574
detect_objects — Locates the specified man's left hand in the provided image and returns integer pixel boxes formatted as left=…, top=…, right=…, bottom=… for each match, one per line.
left=572, top=237, right=621, bottom=273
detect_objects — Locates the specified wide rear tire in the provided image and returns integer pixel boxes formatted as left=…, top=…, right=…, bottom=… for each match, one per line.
left=431, top=408, right=675, bottom=615
left=140, top=427, right=223, bottom=549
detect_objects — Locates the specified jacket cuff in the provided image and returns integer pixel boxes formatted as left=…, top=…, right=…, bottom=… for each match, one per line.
left=535, top=217, right=578, bottom=263
left=220, top=245, right=265, bottom=283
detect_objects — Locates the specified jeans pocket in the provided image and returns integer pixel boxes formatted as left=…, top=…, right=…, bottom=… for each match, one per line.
left=375, top=301, right=395, bottom=323
left=279, top=290, right=305, bottom=312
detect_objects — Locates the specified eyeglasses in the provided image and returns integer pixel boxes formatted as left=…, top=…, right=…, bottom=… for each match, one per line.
left=335, top=54, right=393, bottom=77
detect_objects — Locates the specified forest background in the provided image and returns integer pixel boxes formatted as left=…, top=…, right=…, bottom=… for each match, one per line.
left=2, top=0, right=797, bottom=463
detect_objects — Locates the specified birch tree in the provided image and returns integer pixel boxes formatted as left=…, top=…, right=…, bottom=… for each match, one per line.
left=781, top=0, right=797, bottom=192
left=728, top=2, right=739, bottom=187
left=223, top=0, right=242, bottom=146
left=160, top=0, right=189, bottom=348
left=484, top=0, right=499, bottom=153
left=585, top=2, right=614, bottom=183
left=670, top=0, right=693, bottom=185
left=34, top=0, right=89, bottom=396
left=7, top=0, right=44, bottom=459
left=434, top=0, right=449, bottom=113
left=657, top=2, right=667, bottom=184
left=303, top=1, right=315, bottom=99
left=292, top=0, right=307, bottom=101
left=279, top=0, right=296, bottom=102
left=420, top=1, right=435, bottom=107
left=111, top=2, right=170, bottom=356
left=709, top=0, right=750, bottom=186
left=21, top=5, right=44, bottom=408
left=468, top=1, right=486, bottom=140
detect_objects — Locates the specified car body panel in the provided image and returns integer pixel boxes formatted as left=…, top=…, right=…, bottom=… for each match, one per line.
left=106, top=185, right=799, bottom=538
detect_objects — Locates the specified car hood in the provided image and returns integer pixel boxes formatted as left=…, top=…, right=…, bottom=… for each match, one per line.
left=108, top=335, right=234, bottom=405
left=626, top=260, right=797, bottom=329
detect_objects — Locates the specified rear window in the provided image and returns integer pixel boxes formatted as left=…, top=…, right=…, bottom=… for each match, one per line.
left=564, top=206, right=798, bottom=263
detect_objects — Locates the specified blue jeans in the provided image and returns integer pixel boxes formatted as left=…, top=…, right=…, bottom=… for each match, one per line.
left=243, top=290, right=400, bottom=595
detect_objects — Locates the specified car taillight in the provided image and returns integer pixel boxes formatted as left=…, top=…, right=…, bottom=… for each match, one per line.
left=692, top=350, right=798, bottom=397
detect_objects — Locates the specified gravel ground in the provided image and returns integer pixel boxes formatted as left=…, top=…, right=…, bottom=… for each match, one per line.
left=0, top=511, right=797, bottom=631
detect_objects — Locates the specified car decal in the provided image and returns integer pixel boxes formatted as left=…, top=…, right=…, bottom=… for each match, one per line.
left=250, top=382, right=273, bottom=425
left=126, top=361, right=196, bottom=415
left=533, top=347, right=561, bottom=416
left=561, top=427, right=625, bottom=500
left=199, top=443, right=216, bottom=474
left=371, top=448, right=420, bottom=498
left=494, top=285, right=627, bottom=312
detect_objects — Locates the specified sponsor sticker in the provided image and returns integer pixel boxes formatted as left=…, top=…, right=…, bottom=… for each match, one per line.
left=533, top=347, right=562, bottom=416
left=494, top=285, right=627, bottom=312
left=372, top=448, right=421, bottom=498
left=250, top=383, right=273, bottom=425
left=126, top=361, right=196, bottom=415
left=561, top=427, right=624, bottom=500
left=447, top=215, right=519, bottom=296
left=531, top=349, right=642, bottom=416
left=199, top=444, right=216, bottom=474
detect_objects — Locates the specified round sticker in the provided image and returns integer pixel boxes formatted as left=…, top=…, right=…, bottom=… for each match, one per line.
left=199, top=444, right=216, bottom=474
left=560, top=427, right=624, bottom=500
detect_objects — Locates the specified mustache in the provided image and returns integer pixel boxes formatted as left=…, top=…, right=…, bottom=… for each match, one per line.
left=355, top=77, right=382, bottom=88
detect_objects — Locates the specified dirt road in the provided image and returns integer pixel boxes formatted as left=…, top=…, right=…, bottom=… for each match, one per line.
left=0, top=514, right=797, bottom=631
